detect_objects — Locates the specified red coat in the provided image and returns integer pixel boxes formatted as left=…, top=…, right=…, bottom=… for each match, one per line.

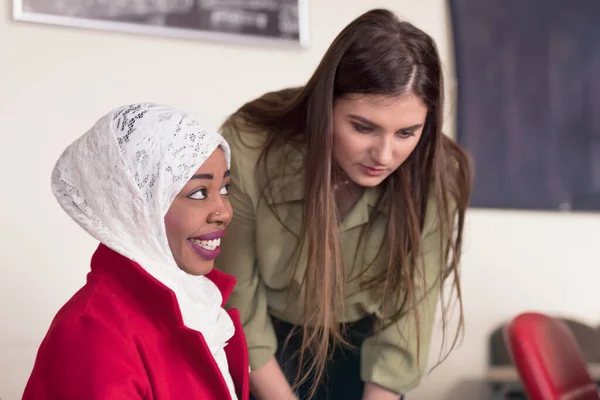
left=23, top=244, right=249, bottom=400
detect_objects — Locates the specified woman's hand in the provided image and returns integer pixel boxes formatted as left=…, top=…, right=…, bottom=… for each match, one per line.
left=249, top=357, right=297, bottom=400
left=362, top=382, right=402, bottom=400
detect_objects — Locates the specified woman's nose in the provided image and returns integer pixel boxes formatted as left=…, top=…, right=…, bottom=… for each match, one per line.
left=207, top=199, right=232, bottom=225
left=371, top=137, right=393, bottom=166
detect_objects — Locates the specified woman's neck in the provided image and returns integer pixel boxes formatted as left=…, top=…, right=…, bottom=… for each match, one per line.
left=333, top=178, right=364, bottom=220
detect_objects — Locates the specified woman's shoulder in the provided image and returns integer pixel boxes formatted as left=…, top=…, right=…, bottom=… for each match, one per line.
left=24, top=284, right=148, bottom=399
left=421, top=136, right=471, bottom=236
left=49, top=278, right=133, bottom=335
left=220, top=116, right=269, bottom=170
left=36, top=287, right=134, bottom=359
left=220, top=116, right=304, bottom=192
left=422, top=189, right=459, bottom=239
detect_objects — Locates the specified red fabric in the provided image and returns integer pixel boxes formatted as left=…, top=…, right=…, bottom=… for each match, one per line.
left=23, top=244, right=249, bottom=400
left=504, top=312, right=600, bottom=400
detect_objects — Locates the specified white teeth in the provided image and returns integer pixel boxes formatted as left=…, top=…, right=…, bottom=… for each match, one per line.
left=190, top=238, right=220, bottom=251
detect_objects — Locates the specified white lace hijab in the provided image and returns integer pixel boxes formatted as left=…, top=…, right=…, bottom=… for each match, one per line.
left=51, top=103, right=238, bottom=399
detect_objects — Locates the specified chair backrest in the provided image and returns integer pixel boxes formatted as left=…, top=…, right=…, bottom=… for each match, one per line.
left=490, top=324, right=514, bottom=366
left=562, top=319, right=600, bottom=363
left=491, top=318, right=600, bottom=366
left=504, top=312, right=600, bottom=400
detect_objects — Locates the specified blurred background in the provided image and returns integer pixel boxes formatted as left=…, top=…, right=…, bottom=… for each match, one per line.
left=1, top=0, right=598, bottom=399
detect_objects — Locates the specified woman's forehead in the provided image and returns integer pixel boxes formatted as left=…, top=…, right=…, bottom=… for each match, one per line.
left=189, top=148, right=229, bottom=178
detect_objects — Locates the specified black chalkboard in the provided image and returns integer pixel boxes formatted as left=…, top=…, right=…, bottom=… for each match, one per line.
left=449, top=0, right=600, bottom=212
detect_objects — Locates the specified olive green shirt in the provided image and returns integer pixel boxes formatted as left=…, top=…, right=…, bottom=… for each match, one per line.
left=216, top=126, right=447, bottom=395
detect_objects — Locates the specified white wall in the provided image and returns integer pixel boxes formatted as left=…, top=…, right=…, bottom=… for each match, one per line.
left=1, top=0, right=598, bottom=399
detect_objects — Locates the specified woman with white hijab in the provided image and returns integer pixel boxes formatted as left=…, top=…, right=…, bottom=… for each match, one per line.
left=23, top=103, right=249, bottom=400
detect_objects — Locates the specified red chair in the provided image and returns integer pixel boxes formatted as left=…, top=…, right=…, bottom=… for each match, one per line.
left=504, top=312, right=600, bottom=400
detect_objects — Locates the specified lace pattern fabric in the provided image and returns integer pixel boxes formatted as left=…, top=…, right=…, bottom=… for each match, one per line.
left=51, top=103, right=237, bottom=399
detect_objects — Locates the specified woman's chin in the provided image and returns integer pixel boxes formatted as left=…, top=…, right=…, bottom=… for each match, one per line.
left=178, top=260, right=214, bottom=276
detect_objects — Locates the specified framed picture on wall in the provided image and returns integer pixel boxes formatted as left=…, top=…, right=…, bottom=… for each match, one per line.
left=13, top=0, right=310, bottom=48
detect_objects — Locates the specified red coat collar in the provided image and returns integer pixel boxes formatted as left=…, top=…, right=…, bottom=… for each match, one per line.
left=90, top=243, right=237, bottom=327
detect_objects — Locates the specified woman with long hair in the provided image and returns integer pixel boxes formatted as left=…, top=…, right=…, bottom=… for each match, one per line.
left=216, top=9, right=473, bottom=400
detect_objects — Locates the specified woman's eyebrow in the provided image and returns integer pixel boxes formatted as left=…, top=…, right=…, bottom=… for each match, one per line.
left=191, top=170, right=230, bottom=180
left=190, top=173, right=213, bottom=180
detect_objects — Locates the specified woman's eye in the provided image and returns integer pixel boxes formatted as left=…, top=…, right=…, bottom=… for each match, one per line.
left=220, top=184, right=230, bottom=195
left=187, top=188, right=207, bottom=200
left=397, top=130, right=415, bottom=138
left=353, top=123, right=373, bottom=133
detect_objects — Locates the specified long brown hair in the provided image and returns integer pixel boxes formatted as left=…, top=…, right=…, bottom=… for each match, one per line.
left=221, top=9, right=473, bottom=396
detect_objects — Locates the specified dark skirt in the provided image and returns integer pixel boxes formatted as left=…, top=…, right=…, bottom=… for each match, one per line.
left=250, top=315, right=404, bottom=400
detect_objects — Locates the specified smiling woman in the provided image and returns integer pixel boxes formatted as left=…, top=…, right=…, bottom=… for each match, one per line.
left=23, top=103, right=249, bottom=400
left=165, top=150, right=233, bottom=275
